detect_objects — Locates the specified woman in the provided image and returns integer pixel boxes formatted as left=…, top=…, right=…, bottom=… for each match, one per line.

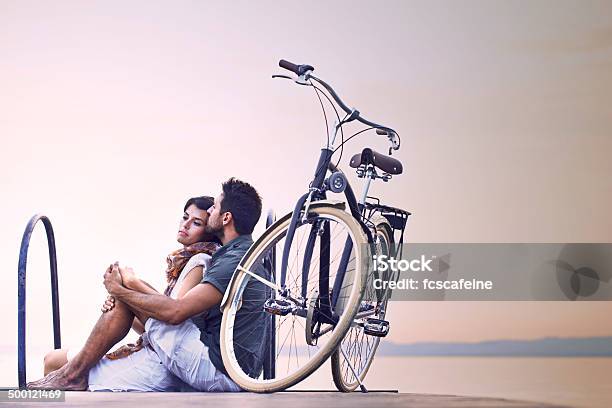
left=42, top=196, right=222, bottom=391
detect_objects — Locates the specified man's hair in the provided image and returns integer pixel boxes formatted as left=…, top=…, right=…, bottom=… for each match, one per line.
left=220, top=178, right=262, bottom=235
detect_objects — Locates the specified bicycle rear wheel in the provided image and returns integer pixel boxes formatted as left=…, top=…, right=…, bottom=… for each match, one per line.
left=331, top=216, right=394, bottom=391
left=220, top=203, right=368, bottom=392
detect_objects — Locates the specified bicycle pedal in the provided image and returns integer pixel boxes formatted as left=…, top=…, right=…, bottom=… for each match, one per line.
left=263, top=298, right=294, bottom=316
left=363, top=318, right=390, bottom=337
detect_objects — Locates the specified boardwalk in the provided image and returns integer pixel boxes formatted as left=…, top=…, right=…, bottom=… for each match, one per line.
left=0, top=391, right=570, bottom=407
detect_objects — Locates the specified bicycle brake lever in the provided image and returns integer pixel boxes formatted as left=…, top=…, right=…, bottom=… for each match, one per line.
left=376, top=128, right=400, bottom=153
left=272, top=73, right=311, bottom=86
left=388, top=132, right=400, bottom=152
left=294, top=73, right=311, bottom=86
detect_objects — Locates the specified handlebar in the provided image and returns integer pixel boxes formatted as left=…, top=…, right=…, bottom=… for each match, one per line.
left=278, top=59, right=400, bottom=151
left=279, top=59, right=314, bottom=76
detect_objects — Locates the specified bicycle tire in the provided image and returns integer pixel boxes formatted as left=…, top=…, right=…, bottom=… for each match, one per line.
left=220, top=203, right=368, bottom=392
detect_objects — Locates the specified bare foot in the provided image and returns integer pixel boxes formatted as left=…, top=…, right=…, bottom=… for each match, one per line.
left=26, top=364, right=88, bottom=390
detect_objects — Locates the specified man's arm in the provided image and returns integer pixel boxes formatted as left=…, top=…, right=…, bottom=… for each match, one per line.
left=107, top=276, right=223, bottom=325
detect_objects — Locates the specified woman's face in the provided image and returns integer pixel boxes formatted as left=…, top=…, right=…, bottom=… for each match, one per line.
left=177, top=204, right=210, bottom=246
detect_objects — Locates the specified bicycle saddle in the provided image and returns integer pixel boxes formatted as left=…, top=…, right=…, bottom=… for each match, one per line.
left=349, top=148, right=403, bottom=175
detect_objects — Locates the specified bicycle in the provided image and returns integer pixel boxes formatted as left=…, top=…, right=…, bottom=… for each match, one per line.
left=219, top=60, right=410, bottom=393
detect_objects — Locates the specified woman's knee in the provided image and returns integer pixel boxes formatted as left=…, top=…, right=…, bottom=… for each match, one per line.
left=43, top=349, right=68, bottom=375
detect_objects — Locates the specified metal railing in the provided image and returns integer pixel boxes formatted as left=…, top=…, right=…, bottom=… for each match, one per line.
left=17, top=215, right=61, bottom=389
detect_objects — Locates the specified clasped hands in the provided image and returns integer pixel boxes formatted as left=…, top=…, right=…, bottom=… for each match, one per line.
left=101, top=262, right=136, bottom=313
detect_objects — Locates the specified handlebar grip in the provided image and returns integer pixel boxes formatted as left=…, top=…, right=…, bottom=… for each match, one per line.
left=279, top=59, right=301, bottom=75
left=376, top=129, right=388, bottom=135
left=279, top=59, right=314, bottom=76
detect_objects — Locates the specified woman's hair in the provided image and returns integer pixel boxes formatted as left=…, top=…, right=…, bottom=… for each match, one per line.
left=183, top=196, right=215, bottom=212
left=183, top=196, right=221, bottom=244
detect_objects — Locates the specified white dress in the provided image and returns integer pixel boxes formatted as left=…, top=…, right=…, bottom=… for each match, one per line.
left=80, top=253, right=212, bottom=391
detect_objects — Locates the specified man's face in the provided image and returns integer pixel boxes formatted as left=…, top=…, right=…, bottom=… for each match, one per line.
left=205, top=193, right=225, bottom=237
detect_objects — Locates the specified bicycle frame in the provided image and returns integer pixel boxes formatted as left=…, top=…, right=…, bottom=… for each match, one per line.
left=274, top=59, right=400, bottom=333
left=278, top=143, right=376, bottom=327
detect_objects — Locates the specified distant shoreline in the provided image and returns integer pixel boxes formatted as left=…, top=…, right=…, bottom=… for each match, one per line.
left=378, top=336, right=612, bottom=357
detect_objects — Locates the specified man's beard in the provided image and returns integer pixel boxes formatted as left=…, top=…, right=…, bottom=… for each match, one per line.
left=205, top=222, right=223, bottom=239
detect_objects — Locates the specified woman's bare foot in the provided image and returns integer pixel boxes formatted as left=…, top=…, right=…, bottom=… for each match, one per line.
left=26, top=364, right=88, bottom=390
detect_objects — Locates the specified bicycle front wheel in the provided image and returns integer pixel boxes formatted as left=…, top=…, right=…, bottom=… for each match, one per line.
left=220, top=203, right=368, bottom=392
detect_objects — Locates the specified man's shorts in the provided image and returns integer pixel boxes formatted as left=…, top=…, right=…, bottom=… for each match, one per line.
left=142, top=318, right=241, bottom=392
left=86, top=318, right=240, bottom=392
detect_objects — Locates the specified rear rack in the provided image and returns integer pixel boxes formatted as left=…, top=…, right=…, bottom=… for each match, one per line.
left=361, top=197, right=411, bottom=255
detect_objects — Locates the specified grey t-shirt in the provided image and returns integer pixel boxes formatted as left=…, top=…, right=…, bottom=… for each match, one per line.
left=197, top=234, right=266, bottom=378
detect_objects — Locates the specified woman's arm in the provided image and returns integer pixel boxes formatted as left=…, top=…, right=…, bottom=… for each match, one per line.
left=123, top=264, right=204, bottom=297
left=118, top=266, right=159, bottom=295
left=175, top=266, right=204, bottom=299
left=126, top=278, right=160, bottom=295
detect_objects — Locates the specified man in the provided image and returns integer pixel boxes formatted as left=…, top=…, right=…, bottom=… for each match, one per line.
left=27, top=178, right=265, bottom=391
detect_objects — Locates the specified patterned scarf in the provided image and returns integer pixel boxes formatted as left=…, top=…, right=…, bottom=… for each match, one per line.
left=105, top=241, right=219, bottom=360
left=163, top=241, right=219, bottom=296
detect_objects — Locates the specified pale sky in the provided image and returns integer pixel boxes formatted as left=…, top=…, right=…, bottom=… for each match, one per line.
left=1, top=0, right=611, bottom=378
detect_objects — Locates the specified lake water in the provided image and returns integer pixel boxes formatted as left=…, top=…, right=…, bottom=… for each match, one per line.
left=282, top=356, right=612, bottom=408
left=2, top=352, right=610, bottom=407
